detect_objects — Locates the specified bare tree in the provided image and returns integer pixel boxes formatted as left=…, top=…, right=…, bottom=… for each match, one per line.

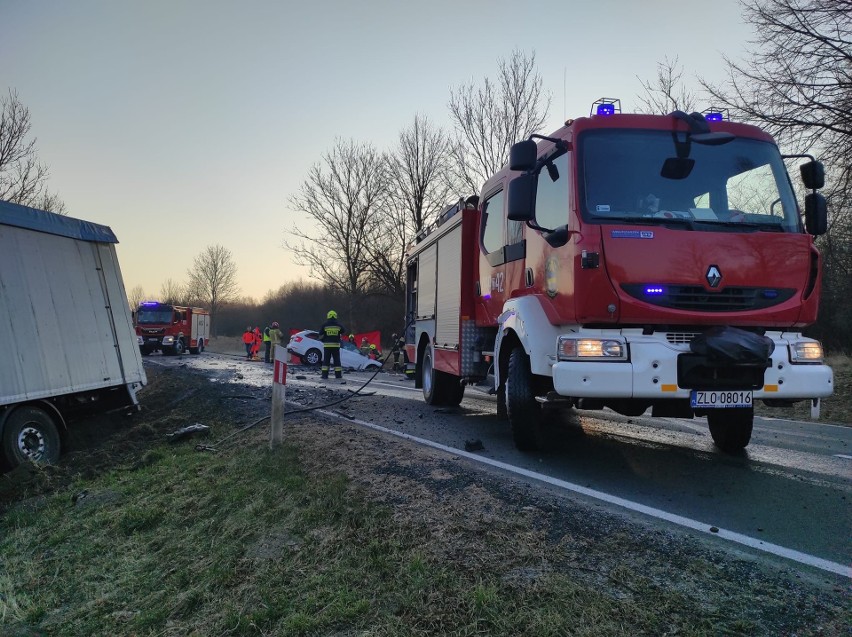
left=448, top=50, right=551, bottom=195
left=186, top=244, right=239, bottom=334
left=636, top=56, right=699, bottom=114
left=159, top=278, right=185, bottom=305
left=700, top=0, right=851, bottom=223
left=0, top=89, right=65, bottom=213
left=287, top=138, right=388, bottom=304
left=127, top=285, right=146, bottom=310
left=363, top=115, right=457, bottom=297
left=389, top=114, right=456, bottom=234
left=700, top=0, right=851, bottom=348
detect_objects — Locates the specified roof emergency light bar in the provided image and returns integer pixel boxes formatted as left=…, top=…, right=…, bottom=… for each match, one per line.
left=702, top=106, right=728, bottom=122
left=591, top=98, right=621, bottom=117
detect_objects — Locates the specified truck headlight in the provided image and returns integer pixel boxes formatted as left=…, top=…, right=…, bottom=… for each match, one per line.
left=789, top=341, right=823, bottom=364
left=558, top=336, right=627, bottom=361
left=137, top=336, right=143, bottom=345
left=162, top=335, right=175, bottom=345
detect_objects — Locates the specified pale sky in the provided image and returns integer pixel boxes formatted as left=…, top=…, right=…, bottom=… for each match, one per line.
left=1, top=0, right=753, bottom=301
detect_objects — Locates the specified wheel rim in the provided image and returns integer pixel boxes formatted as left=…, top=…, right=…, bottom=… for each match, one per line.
left=307, top=350, right=320, bottom=365
left=17, top=425, right=46, bottom=461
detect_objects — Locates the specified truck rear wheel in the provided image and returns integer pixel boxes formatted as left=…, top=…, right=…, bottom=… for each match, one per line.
left=422, top=347, right=464, bottom=406
left=707, top=409, right=753, bottom=452
left=506, top=346, right=543, bottom=451
left=2, top=406, right=61, bottom=467
left=173, top=338, right=185, bottom=356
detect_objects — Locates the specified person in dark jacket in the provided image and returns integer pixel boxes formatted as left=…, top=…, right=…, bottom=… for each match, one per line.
left=319, top=310, right=346, bottom=379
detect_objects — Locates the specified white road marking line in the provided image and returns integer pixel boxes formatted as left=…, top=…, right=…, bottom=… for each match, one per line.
left=833, top=454, right=852, bottom=460
left=316, top=409, right=851, bottom=580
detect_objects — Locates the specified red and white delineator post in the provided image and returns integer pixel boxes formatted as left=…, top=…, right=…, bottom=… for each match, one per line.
left=271, top=344, right=287, bottom=448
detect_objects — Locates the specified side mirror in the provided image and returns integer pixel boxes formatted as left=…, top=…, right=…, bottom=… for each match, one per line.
left=507, top=173, right=535, bottom=221
left=800, top=160, right=825, bottom=190
left=544, top=225, right=571, bottom=248
left=804, top=193, right=827, bottom=236
left=509, top=139, right=537, bottom=171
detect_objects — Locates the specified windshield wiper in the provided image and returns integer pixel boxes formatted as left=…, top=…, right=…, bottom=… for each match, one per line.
left=700, top=220, right=784, bottom=232
left=594, top=213, right=694, bottom=230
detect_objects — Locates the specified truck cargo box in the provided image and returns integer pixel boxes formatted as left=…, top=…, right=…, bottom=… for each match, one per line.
left=0, top=200, right=146, bottom=466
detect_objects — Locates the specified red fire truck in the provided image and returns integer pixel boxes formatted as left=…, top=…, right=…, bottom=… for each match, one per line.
left=135, top=301, right=210, bottom=356
left=404, top=100, right=834, bottom=453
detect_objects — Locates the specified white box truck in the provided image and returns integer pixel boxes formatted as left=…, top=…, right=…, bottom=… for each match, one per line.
left=0, top=200, right=146, bottom=468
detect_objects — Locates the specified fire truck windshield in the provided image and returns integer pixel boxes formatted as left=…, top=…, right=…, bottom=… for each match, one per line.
left=136, top=309, right=173, bottom=325
left=579, top=129, right=801, bottom=232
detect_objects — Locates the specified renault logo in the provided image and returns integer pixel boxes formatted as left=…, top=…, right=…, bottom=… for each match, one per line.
left=706, top=265, right=722, bottom=288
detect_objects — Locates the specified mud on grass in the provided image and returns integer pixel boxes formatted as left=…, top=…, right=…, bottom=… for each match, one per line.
left=1, top=364, right=849, bottom=636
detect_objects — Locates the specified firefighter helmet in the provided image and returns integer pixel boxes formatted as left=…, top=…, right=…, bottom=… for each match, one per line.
left=370, top=343, right=376, bottom=350
left=272, top=321, right=279, bottom=328
left=327, top=310, right=337, bottom=319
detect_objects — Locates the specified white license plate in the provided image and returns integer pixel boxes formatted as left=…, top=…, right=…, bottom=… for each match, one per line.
left=690, top=390, right=753, bottom=409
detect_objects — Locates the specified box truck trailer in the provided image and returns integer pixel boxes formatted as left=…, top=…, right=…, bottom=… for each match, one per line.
left=0, top=200, right=146, bottom=468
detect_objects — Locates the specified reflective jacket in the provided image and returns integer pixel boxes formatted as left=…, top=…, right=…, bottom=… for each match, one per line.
left=269, top=328, right=284, bottom=346
left=319, top=318, right=346, bottom=348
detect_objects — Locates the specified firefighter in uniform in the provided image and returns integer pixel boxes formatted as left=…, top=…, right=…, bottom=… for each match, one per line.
left=268, top=321, right=284, bottom=362
left=319, top=310, right=346, bottom=379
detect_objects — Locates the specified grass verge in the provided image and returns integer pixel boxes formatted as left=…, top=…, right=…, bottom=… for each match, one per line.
left=1, top=432, right=847, bottom=635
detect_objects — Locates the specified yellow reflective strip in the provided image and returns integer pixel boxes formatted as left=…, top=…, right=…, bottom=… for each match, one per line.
left=764, top=384, right=779, bottom=392
left=661, top=384, right=678, bottom=392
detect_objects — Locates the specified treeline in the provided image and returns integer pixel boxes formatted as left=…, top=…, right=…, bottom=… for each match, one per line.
left=214, top=281, right=404, bottom=349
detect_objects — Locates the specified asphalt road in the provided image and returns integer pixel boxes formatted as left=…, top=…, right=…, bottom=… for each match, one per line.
left=149, top=351, right=852, bottom=576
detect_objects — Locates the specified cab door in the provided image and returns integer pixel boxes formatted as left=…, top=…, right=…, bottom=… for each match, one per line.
left=478, top=187, right=526, bottom=325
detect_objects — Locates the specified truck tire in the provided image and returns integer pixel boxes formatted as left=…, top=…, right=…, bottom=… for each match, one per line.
left=421, top=346, right=464, bottom=406
left=2, top=406, right=61, bottom=467
left=707, top=409, right=753, bottom=452
left=173, top=338, right=185, bottom=356
left=422, top=347, right=441, bottom=405
left=506, top=346, right=543, bottom=451
left=190, top=338, right=203, bottom=355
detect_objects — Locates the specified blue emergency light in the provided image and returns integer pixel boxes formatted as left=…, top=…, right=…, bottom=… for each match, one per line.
left=141, top=301, right=159, bottom=306
left=702, top=107, right=727, bottom=122
left=644, top=286, right=665, bottom=296
left=591, top=98, right=621, bottom=117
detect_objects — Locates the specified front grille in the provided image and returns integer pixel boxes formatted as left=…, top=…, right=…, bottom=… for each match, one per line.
left=622, top=284, right=795, bottom=312
left=666, top=332, right=699, bottom=345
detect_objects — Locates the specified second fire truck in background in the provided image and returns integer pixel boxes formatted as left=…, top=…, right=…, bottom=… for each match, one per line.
left=135, top=302, right=210, bottom=356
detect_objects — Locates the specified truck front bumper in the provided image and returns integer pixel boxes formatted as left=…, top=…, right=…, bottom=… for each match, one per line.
left=551, top=332, right=834, bottom=401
